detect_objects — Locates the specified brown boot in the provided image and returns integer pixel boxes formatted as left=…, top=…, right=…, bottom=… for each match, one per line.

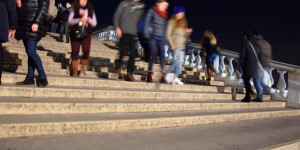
left=160, top=75, right=167, bottom=84
left=146, top=72, right=153, bottom=83
left=125, top=73, right=135, bottom=82
left=114, top=68, right=122, bottom=79
left=81, top=59, right=89, bottom=76
left=71, top=60, right=78, bottom=77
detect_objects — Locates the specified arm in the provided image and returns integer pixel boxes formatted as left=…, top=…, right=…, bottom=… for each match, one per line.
left=144, top=9, right=153, bottom=39
left=166, top=20, right=175, bottom=49
left=88, top=12, right=97, bottom=27
left=33, top=0, right=49, bottom=24
left=6, top=0, right=18, bottom=29
left=239, top=42, right=247, bottom=64
left=113, top=1, right=125, bottom=29
left=68, top=10, right=81, bottom=26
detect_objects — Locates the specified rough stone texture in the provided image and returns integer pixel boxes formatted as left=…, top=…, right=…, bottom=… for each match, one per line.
left=0, top=109, right=299, bottom=139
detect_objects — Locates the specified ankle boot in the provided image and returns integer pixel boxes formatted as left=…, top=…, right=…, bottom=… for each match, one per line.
left=71, top=60, right=79, bottom=77
left=0, top=58, right=3, bottom=85
left=36, top=77, right=49, bottom=88
left=160, top=75, right=167, bottom=84
left=16, top=75, right=35, bottom=85
left=125, top=73, right=135, bottom=81
left=146, top=72, right=153, bottom=83
left=80, top=59, right=89, bottom=76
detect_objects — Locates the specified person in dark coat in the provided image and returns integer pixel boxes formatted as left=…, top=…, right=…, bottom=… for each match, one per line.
left=15, top=0, right=49, bottom=87
left=240, top=32, right=264, bottom=102
left=0, top=0, right=18, bottom=85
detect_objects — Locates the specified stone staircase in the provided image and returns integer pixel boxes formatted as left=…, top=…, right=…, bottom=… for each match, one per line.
left=0, top=33, right=299, bottom=140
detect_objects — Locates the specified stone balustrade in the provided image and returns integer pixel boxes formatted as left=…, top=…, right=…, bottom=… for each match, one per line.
left=96, top=27, right=300, bottom=108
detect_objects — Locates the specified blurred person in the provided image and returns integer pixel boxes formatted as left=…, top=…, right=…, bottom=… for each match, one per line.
left=166, top=6, right=192, bottom=85
left=144, top=0, right=169, bottom=83
left=0, top=0, right=18, bottom=85
left=253, top=29, right=273, bottom=94
left=200, top=30, right=218, bottom=81
left=15, top=0, right=49, bottom=87
left=68, top=0, right=97, bottom=77
left=113, top=0, right=145, bottom=81
left=58, top=2, right=71, bottom=43
left=240, top=32, right=263, bottom=102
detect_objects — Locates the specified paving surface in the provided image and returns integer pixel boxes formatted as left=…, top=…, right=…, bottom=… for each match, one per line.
left=1, top=116, right=300, bottom=150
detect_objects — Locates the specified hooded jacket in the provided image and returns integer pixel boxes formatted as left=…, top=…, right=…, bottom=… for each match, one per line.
left=113, top=0, right=144, bottom=36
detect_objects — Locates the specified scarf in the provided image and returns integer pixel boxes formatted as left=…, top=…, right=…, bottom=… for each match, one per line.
left=153, top=6, right=168, bottom=19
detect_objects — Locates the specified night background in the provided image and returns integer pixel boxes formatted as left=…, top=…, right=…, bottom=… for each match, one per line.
left=60, top=0, right=300, bottom=66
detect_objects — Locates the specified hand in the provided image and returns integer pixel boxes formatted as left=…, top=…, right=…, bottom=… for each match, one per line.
left=8, top=29, right=16, bottom=40
left=81, top=16, right=89, bottom=26
left=31, top=24, right=38, bottom=32
left=170, top=44, right=176, bottom=50
left=186, top=28, right=193, bottom=33
left=16, top=0, right=22, bottom=7
left=115, top=28, right=122, bottom=38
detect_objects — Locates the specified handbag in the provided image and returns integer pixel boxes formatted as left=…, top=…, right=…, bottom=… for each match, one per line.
left=75, top=25, right=88, bottom=39
left=248, top=41, right=272, bottom=87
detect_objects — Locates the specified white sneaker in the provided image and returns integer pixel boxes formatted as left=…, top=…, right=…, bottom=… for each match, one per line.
left=172, top=78, right=184, bottom=85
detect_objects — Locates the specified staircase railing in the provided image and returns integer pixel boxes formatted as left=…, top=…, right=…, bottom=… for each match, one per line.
left=95, top=27, right=300, bottom=108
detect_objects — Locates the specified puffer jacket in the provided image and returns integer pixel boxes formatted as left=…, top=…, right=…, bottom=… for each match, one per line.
left=144, top=8, right=167, bottom=39
left=15, top=0, right=49, bottom=41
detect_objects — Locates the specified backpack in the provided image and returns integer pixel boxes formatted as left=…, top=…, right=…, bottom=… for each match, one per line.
left=47, top=0, right=58, bottom=21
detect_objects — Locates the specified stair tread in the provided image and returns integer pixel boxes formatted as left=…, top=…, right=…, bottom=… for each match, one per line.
left=0, top=108, right=296, bottom=124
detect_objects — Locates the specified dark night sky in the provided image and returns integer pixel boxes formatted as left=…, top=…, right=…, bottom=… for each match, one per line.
left=62, top=0, right=300, bottom=66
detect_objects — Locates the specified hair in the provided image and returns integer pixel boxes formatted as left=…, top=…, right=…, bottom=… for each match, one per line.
left=156, top=0, right=168, bottom=3
left=171, top=16, right=188, bottom=29
left=203, top=30, right=217, bottom=45
left=72, top=0, right=94, bottom=13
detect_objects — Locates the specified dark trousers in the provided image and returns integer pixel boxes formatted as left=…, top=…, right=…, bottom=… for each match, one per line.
left=70, top=35, right=91, bottom=60
left=243, top=74, right=263, bottom=100
left=59, top=22, right=70, bottom=42
left=148, top=38, right=165, bottom=72
left=23, top=40, right=47, bottom=79
left=0, top=43, right=4, bottom=80
left=116, top=34, right=137, bottom=73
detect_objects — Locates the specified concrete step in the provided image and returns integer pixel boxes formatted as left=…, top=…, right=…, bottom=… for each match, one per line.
left=0, top=84, right=232, bottom=100
left=0, top=97, right=285, bottom=115
left=1, top=73, right=223, bottom=93
left=0, top=108, right=299, bottom=139
left=2, top=115, right=300, bottom=150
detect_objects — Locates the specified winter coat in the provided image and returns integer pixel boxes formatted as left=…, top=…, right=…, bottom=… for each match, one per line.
left=0, top=0, right=18, bottom=42
left=256, top=35, right=272, bottom=68
left=15, top=0, right=49, bottom=41
left=239, top=39, right=262, bottom=78
left=144, top=8, right=167, bottom=39
left=113, top=0, right=144, bottom=36
left=166, top=19, right=189, bottom=50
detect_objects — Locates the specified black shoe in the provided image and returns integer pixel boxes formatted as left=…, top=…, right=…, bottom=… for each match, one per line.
left=57, top=39, right=64, bottom=42
left=16, top=75, right=35, bottom=85
left=36, top=78, right=49, bottom=88
left=241, top=98, right=251, bottom=103
left=252, top=98, right=263, bottom=102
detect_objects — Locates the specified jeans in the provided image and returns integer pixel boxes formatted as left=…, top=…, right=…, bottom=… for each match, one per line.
left=148, top=38, right=165, bottom=73
left=23, top=40, right=47, bottom=79
left=243, top=71, right=263, bottom=100
left=173, top=49, right=185, bottom=78
left=116, top=34, right=137, bottom=73
left=59, top=22, right=70, bottom=42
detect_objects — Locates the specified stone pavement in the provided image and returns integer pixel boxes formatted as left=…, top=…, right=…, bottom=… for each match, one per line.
left=1, top=116, right=300, bottom=150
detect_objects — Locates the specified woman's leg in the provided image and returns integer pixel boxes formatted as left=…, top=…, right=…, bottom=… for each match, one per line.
left=81, top=35, right=91, bottom=76
left=70, top=38, right=81, bottom=76
left=146, top=38, right=158, bottom=82
left=0, top=43, right=3, bottom=85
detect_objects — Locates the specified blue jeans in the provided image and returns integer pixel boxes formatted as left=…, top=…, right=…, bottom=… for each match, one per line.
left=173, top=49, right=185, bottom=78
left=23, top=40, right=47, bottom=79
left=148, top=38, right=165, bottom=72
left=243, top=72, right=263, bottom=100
